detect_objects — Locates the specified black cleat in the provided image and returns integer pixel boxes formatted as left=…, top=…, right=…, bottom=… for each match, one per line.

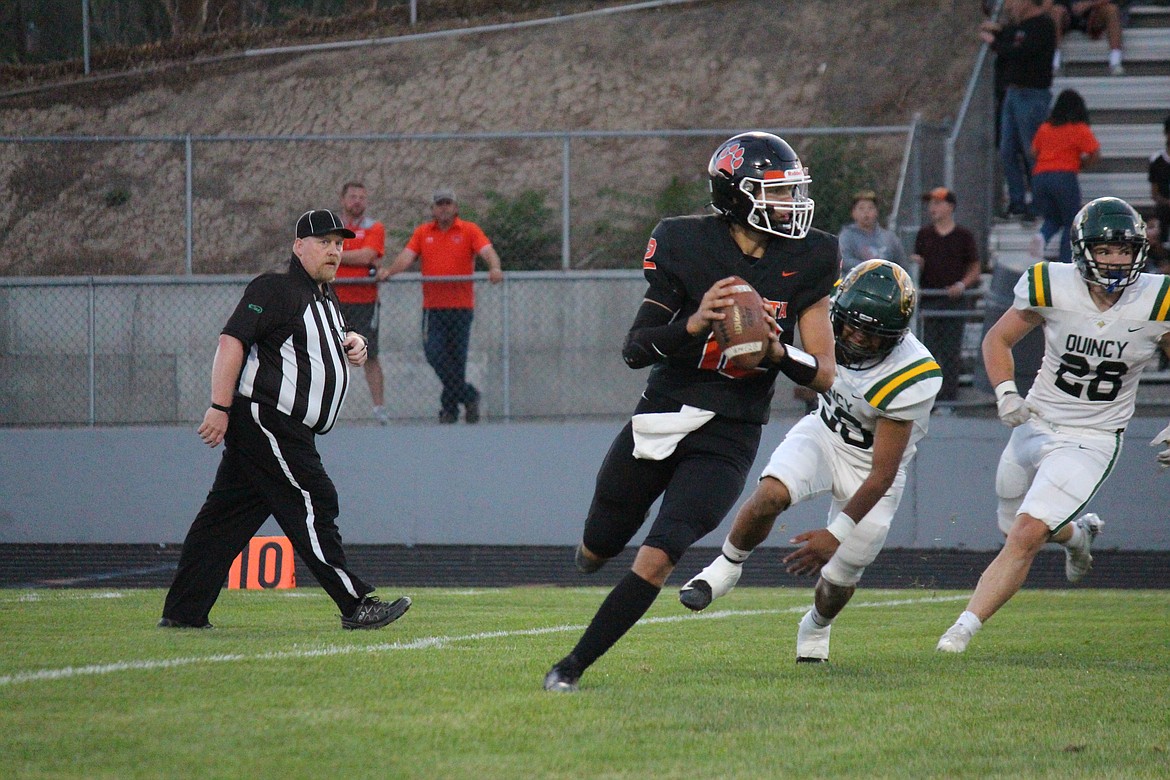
left=574, top=544, right=605, bottom=574
left=157, top=617, right=213, bottom=629
left=543, top=655, right=582, bottom=693
left=341, top=595, right=411, bottom=630
left=678, top=579, right=713, bottom=612
left=464, top=399, right=480, bottom=424
left=796, top=657, right=828, bottom=664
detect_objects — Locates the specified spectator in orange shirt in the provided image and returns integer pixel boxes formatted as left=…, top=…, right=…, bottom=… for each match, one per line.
left=386, top=189, right=503, bottom=424
left=335, top=182, right=390, bottom=424
left=1029, top=89, right=1100, bottom=264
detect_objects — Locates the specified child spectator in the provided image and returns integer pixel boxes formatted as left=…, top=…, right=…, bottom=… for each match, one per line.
left=1029, top=89, right=1100, bottom=263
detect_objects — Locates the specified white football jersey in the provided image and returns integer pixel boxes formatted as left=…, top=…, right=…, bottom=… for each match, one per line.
left=814, top=332, right=942, bottom=472
left=1014, top=262, right=1170, bottom=430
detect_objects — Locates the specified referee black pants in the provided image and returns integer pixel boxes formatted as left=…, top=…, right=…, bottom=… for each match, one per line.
left=162, top=402, right=372, bottom=625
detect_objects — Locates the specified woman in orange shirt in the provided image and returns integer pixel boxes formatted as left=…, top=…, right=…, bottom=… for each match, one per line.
left=1030, top=89, right=1100, bottom=264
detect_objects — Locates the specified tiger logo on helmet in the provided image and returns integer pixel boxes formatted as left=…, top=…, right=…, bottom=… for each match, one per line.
left=708, top=131, right=814, bottom=240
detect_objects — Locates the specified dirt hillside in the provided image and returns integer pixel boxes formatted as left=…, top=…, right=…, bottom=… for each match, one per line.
left=0, top=0, right=983, bottom=275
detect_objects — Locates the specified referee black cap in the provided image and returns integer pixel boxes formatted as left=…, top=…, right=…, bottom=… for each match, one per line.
left=296, top=209, right=356, bottom=239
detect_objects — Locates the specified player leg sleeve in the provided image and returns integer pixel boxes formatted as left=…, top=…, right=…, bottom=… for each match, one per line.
left=821, top=516, right=890, bottom=588
left=995, top=453, right=1031, bottom=536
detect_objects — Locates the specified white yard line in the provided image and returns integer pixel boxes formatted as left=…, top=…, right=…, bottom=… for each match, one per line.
left=0, top=591, right=126, bottom=603
left=0, top=594, right=970, bottom=687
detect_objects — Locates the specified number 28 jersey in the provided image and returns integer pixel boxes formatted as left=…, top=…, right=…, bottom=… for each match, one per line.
left=815, top=331, right=942, bottom=473
left=1016, top=262, right=1170, bottom=430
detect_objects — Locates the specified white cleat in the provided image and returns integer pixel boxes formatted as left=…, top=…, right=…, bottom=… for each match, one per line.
left=1065, top=513, right=1104, bottom=584
left=795, top=609, right=831, bottom=663
left=678, top=555, right=742, bottom=612
left=936, top=624, right=973, bottom=653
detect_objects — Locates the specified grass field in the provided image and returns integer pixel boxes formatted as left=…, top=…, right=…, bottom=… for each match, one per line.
left=1, top=586, right=1167, bottom=779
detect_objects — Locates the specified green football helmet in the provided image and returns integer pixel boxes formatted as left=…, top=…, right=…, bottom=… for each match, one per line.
left=831, top=259, right=916, bottom=370
left=1070, top=197, right=1148, bottom=292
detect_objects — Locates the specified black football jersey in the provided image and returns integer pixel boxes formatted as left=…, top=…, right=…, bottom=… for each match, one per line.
left=635, top=214, right=839, bottom=423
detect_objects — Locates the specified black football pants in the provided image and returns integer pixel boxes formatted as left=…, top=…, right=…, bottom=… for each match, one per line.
left=583, top=411, right=761, bottom=564
left=162, top=403, right=372, bottom=625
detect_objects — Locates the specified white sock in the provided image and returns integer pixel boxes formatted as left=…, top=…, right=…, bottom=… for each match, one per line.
left=1109, top=49, right=1122, bottom=67
left=1052, top=50, right=1062, bottom=70
left=809, top=606, right=833, bottom=628
left=1063, top=522, right=1084, bottom=548
left=721, top=538, right=752, bottom=563
left=955, top=610, right=983, bottom=634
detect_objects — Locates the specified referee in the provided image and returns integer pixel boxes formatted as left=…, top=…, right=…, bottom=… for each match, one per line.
left=159, top=209, right=411, bottom=630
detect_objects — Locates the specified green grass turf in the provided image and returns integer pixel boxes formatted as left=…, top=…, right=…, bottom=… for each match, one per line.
left=1, top=586, right=1167, bottom=779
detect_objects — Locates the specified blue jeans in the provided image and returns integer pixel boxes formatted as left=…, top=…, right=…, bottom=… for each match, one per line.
left=1031, top=170, right=1082, bottom=264
left=422, top=307, right=478, bottom=416
left=999, top=87, right=1051, bottom=212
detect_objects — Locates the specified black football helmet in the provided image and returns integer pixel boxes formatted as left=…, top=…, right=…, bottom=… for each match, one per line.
left=1070, top=196, right=1148, bottom=292
left=831, top=259, right=916, bottom=370
left=708, top=132, right=814, bottom=239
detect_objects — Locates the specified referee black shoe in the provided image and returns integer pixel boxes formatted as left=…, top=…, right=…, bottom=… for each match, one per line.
left=341, top=595, right=412, bottom=630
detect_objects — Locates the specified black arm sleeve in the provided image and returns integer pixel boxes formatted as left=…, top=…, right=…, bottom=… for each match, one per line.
left=621, top=300, right=694, bottom=369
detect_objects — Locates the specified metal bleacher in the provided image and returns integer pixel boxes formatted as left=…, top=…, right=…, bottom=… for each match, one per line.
left=1051, top=4, right=1170, bottom=209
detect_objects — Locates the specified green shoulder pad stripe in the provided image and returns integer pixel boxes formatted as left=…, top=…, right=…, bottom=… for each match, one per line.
left=1149, top=275, right=1170, bottom=322
left=1027, top=262, right=1051, bottom=308
left=865, top=357, right=943, bottom=411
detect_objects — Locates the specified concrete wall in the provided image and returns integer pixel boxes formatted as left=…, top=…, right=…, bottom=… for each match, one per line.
left=2, top=415, right=1168, bottom=550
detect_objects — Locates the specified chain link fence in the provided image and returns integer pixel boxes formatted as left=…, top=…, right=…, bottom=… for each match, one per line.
left=5, top=273, right=1168, bottom=428
left=0, top=271, right=673, bottom=425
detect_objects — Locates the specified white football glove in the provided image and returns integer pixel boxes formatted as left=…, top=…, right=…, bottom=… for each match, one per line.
left=1150, top=422, right=1170, bottom=470
left=994, top=381, right=1032, bottom=428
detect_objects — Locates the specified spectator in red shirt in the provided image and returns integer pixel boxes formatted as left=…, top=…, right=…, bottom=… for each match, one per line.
left=335, top=182, right=390, bottom=424
left=1029, top=89, right=1100, bottom=264
left=386, top=189, right=503, bottom=423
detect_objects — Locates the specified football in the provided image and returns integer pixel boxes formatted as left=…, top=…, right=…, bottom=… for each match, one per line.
left=711, top=276, right=770, bottom=371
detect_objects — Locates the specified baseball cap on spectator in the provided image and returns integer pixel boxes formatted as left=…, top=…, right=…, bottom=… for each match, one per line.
left=922, top=187, right=957, bottom=205
left=432, top=188, right=457, bottom=204
left=296, top=209, right=355, bottom=239
left=851, top=189, right=878, bottom=207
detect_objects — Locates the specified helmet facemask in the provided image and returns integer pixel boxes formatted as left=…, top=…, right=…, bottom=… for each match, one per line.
left=1077, top=241, right=1147, bottom=293
left=739, top=174, right=814, bottom=239
left=832, top=309, right=904, bottom=370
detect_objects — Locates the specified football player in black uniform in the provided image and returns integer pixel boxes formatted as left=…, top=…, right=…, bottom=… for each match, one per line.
left=544, top=132, right=840, bottom=692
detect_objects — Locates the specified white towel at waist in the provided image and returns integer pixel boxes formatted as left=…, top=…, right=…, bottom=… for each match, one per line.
left=630, top=405, right=716, bottom=460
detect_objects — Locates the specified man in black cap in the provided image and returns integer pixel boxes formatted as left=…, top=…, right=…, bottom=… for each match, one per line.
left=159, top=209, right=411, bottom=630
left=910, top=188, right=982, bottom=402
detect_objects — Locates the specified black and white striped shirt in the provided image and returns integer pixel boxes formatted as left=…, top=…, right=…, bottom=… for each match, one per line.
left=222, top=256, right=351, bottom=434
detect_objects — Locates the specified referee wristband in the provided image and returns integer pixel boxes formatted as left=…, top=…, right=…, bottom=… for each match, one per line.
left=210, top=403, right=232, bottom=414
left=826, top=511, right=856, bottom=543
left=776, top=344, right=820, bottom=387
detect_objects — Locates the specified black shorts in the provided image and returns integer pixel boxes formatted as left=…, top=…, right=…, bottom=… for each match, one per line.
left=338, top=302, right=380, bottom=360
left=582, top=392, right=762, bottom=564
